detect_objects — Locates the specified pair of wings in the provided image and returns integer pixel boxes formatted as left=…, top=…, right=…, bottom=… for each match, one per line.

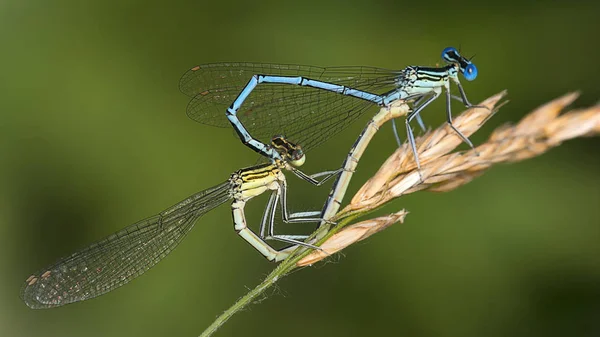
left=179, top=63, right=402, bottom=152
left=20, top=64, right=403, bottom=309
left=21, top=181, right=232, bottom=309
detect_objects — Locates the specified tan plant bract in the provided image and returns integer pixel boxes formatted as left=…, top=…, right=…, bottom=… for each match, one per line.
left=302, top=92, right=599, bottom=265
left=343, top=91, right=599, bottom=214
left=297, top=210, right=408, bottom=267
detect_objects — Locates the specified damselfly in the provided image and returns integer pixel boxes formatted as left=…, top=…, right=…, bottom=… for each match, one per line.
left=179, top=47, right=480, bottom=173
left=21, top=136, right=332, bottom=309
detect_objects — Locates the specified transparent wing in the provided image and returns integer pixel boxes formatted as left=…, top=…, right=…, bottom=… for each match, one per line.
left=21, top=181, right=232, bottom=309
left=179, top=63, right=400, bottom=151
left=179, top=63, right=399, bottom=100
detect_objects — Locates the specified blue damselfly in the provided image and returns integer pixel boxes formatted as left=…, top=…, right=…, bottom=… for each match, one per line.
left=180, top=47, right=480, bottom=174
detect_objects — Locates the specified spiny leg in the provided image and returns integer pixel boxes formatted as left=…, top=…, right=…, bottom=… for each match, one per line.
left=289, top=167, right=343, bottom=186
left=444, top=84, right=477, bottom=153
left=279, top=178, right=334, bottom=224
left=264, top=187, right=321, bottom=250
left=454, top=78, right=475, bottom=107
left=257, top=189, right=310, bottom=240
left=391, top=95, right=429, bottom=147
left=259, top=191, right=278, bottom=238
left=413, top=95, right=429, bottom=131
left=309, top=169, right=344, bottom=180
left=452, top=78, right=490, bottom=111
left=391, top=118, right=403, bottom=147
left=405, top=91, right=441, bottom=175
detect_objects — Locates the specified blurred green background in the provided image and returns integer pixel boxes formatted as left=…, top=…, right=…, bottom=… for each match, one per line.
left=1, top=0, right=599, bottom=336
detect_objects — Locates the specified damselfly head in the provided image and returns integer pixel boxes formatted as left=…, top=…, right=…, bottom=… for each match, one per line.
left=441, top=47, right=478, bottom=81
left=271, top=135, right=306, bottom=167
left=442, top=47, right=460, bottom=63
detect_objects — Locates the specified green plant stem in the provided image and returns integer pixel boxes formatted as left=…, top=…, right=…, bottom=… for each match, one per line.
left=198, top=211, right=365, bottom=337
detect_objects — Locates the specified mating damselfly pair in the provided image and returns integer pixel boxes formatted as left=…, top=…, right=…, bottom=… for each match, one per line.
left=21, top=47, right=481, bottom=308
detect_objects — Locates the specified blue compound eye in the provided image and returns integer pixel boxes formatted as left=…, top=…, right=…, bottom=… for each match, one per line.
left=463, top=63, right=478, bottom=81
left=442, top=47, right=458, bottom=62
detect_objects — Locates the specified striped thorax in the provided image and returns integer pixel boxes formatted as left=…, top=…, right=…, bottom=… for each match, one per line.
left=229, top=135, right=305, bottom=202
left=230, top=162, right=284, bottom=202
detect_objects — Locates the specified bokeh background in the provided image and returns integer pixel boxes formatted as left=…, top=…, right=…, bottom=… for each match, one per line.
left=1, top=1, right=599, bottom=336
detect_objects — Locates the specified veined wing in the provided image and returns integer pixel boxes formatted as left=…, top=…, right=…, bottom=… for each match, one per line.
left=21, top=181, right=232, bottom=309
left=179, top=63, right=401, bottom=151
left=179, top=63, right=400, bottom=100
